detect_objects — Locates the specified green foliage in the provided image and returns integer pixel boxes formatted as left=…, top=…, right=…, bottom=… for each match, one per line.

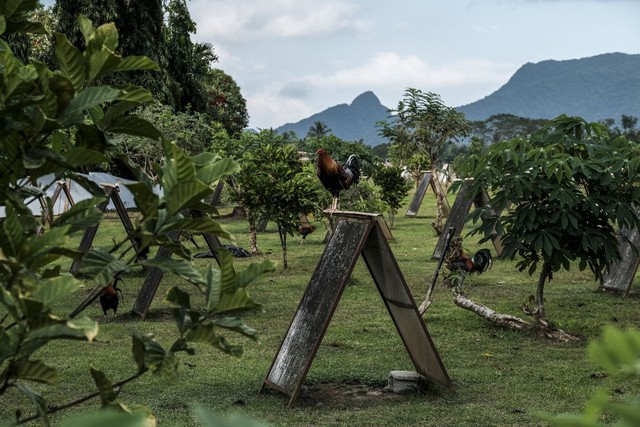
left=377, top=88, right=470, bottom=166
left=164, top=0, right=217, bottom=113
left=338, top=178, right=386, bottom=214
left=206, top=69, right=249, bottom=137
left=545, top=326, right=640, bottom=426
left=373, top=166, right=410, bottom=227
left=0, top=5, right=271, bottom=423
left=109, top=103, right=218, bottom=180
left=459, top=114, right=640, bottom=316
left=232, top=130, right=324, bottom=267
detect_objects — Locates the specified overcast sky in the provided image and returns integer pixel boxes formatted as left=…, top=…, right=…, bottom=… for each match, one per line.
left=43, top=0, right=640, bottom=129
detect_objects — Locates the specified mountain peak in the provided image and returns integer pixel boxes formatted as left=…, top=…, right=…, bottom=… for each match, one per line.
left=275, top=91, right=390, bottom=146
left=351, top=91, right=381, bottom=107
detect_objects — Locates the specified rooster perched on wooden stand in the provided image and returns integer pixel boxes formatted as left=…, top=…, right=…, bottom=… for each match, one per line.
left=315, top=148, right=361, bottom=210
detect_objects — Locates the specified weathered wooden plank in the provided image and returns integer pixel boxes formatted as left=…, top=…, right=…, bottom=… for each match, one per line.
left=432, top=181, right=476, bottom=259
left=131, top=244, right=174, bottom=318
left=406, top=172, right=432, bottom=217
left=362, top=221, right=450, bottom=388
left=69, top=186, right=114, bottom=274
left=601, top=226, right=640, bottom=294
left=263, top=219, right=371, bottom=403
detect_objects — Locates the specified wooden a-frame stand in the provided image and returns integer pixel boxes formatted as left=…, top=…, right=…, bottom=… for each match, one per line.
left=260, top=211, right=451, bottom=406
left=432, top=180, right=504, bottom=260
left=69, top=184, right=144, bottom=274
left=131, top=209, right=227, bottom=319
left=600, top=226, right=640, bottom=295
left=406, top=171, right=451, bottom=218
left=40, top=179, right=75, bottom=226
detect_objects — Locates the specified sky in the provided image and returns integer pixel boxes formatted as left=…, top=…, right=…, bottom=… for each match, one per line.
left=43, top=0, right=640, bottom=129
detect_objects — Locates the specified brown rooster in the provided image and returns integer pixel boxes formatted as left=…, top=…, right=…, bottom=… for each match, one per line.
left=297, top=223, right=316, bottom=243
left=316, top=148, right=361, bottom=210
left=447, top=248, right=493, bottom=274
left=99, top=277, right=124, bottom=319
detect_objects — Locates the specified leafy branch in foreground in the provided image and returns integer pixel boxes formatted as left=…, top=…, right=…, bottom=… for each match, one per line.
left=1, top=3, right=273, bottom=424
left=544, top=326, right=640, bottom=426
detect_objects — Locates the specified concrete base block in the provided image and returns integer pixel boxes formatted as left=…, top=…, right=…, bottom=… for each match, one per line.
left=388, top=370, right=423, bottom=394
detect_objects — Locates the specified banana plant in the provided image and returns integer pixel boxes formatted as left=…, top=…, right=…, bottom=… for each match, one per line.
left=0, top=2, right=273, bottom=424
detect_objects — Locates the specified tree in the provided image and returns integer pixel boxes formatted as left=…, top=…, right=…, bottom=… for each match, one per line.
left=460, top=115, right=640, bottom=322
left=378, top=88, right=470, bottom=232
left=0, top=6, right=272, bottom=423
left=206, top=69, right=249, bottom=137
left=233, top=131, right=324, bottom=267
left=373, top=166, right=410, bottom=228
left=306, top=120, right=332, bottom=138
left=165, top=0, right=217, bottom=113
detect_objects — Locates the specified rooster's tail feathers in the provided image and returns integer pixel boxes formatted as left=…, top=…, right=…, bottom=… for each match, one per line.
left=345, top=154, right=360, bottom=184
left=473, top=249, right=493, bottom=274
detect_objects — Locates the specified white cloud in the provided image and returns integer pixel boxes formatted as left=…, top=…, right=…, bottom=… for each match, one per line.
left=189, top=0, right=369, bottom=42
left=247, top=89, right=314, bottom=129
left=300, top=52, right=515, bottom=89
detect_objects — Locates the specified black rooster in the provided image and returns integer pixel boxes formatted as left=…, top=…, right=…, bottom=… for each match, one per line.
left=447, top=248, right=493, bottom=274
left=99, top=277, right=124, bottom=318
left=316, top=149, right=360, bottom=210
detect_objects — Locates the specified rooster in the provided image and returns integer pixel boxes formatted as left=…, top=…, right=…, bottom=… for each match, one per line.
left=99, top=276, right=124, bottom=319
left=316, top=148, right=361, bottom=210
left=297, top=223, right=316, bottom=244
left=446, top=248, right=493, bottom=274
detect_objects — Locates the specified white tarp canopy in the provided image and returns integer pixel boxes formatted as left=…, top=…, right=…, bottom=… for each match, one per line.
left=0, top=172, right=163, bottom=218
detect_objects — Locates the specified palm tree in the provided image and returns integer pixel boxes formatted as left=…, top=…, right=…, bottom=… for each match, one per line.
left=307, top=121, right=332, bottom=138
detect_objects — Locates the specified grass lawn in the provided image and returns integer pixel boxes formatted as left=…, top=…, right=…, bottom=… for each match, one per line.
left=2, top=190, right=640, bottom=426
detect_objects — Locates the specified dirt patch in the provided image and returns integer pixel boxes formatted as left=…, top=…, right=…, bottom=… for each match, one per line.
left=294, top=383, right=410, bottom=408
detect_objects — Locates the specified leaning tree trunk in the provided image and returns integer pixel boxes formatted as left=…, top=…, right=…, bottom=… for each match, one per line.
left=533, top=261, right=553, bottom=320
left=447, top=271, right=578, bottom=342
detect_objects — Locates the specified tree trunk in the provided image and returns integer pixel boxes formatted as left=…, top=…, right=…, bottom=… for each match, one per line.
left=277, top=224, right=288, bottom=269
left=535, top=261, right=552, bottom=319
left=248, top=219, right=260, bottom=255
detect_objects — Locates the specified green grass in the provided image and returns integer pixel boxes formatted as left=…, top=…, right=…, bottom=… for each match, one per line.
left=3, top=190, right=640, bottom=426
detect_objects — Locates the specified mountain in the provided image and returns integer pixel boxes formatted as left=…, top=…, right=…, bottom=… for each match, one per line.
left=275, top=91, right=391, bottom=146
left=457, top=52, right=640, bottom=122
left=274, top=53, right=640, bottom=146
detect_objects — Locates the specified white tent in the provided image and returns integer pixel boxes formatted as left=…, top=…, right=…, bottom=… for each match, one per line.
left=0, top=172, right=162, bottom=218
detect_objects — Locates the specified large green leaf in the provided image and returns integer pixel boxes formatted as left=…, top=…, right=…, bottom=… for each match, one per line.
left=22, top=317, right=99, bottom=354
left=168, top=216, right=231, bottom=240
left=32, top=276, right=82, bottom=308
left=215, top=288, right=261, bottom=315
left=59, top=86, right=122, bottom=126
left=54, top=198, right=105, bottom=233
left=62, top=147, right=108, bottom=167
left=204, top=267, right=221, bottom=312
left=87, top=48, right=122, bottom=83
left=90, top=368, right=117, bottom=405
left=115, top=56, right=159, bottom=72
left=124, top=182, right=158, bottom=218
left=105, top=115, right=161, bottom=139
left=214, top=316, right=259, bottom=341
left=165, top=286, right=191, bottom=309
left=196, top=158, right=240, bottom=184
left=235, top=260, right=275, bottom=289
left=165, top=181, right=210, bottom=216
left=141, top=258, right=205, bottom=286
left=78, top=249, right=128, bottom=286
left=15, top=359, right=59, bottom=385
left=53, top=32, right=86, bottom=91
